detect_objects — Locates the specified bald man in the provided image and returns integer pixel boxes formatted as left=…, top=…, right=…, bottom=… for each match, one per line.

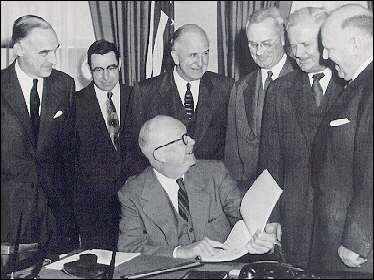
left=311, top=4, right=373, bottom=273
left=117, top=115, right=277, bottom=260
left=126, top=24, right=234, bottom=175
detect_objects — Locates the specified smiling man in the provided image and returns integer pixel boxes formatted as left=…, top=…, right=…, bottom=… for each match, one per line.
left=1, top=15, right=78, bottom=256
left=117, top=115, right=278, bottom=260
left=127, top=24, right=234, bottom=175
left=224, top=7, right=297, bottom=194
left=73, top=40, right=132, bottom=250
left=258, top=7, right=345, bottom=269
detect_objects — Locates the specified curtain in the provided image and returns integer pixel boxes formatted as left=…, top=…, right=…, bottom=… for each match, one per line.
left=217, top=1, right=279, bottom=81
left=89, top=1, right=150, bottom=86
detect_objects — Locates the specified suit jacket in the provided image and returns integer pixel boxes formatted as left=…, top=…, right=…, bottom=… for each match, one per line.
left=127, top=71, right=234, bottom=174
left=117, top=160, right=242, bottom=256
left=310, top=62, right=373, bottom=273
left=258, top=70, right=344, bottom=269
left=74, top=82, right=132, bottom=249
left=224, top=57, right=296, bottom=191
left=1, top=62, right=77, bottom=251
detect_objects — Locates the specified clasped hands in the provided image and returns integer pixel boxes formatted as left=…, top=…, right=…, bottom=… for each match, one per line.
left=175, top=222, right=281, bottom=260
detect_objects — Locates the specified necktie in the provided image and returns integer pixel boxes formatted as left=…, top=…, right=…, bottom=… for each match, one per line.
left=312, top=73, right=325, bottom=107
left=263, top=70, right=273, bottom=92
left=184, top=83, right=194, bottom=121
left=176, top=178, right=190, bottom=222
left=106, top=91, right=120, bottom=150
left=30, top=79, right=40, bottom=143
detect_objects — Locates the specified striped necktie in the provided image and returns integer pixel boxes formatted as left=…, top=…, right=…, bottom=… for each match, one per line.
left=312, top=73, right=325, bottom=107
left=184, top=83, right=194, bottom=121
left=176, top=178, right=190, bottom=221
left=106, top=91, right=119, bottom=150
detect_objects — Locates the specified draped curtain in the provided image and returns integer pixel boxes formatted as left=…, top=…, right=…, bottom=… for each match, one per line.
left=89, top=1, right=150, bottom=86
left=217, top=1, right=279, bottom=81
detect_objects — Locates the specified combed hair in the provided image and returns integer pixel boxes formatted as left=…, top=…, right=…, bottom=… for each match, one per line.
left=286, top=7, right=329, bottom=31
left=11, top=15, right=52, bottom=47
left=87, top=39, right=120, bottom=67
left=246, top=7, right=284, bottom=33
left=342, top=14, right=373, bottom=36
left=170, top=24, right=208, bottom=50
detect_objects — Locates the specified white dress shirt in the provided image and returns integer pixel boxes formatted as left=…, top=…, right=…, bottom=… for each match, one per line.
left=260, top=53, right=287, bottom=87
left=94, top=83, right=121, bottom=127
left=308, top=67, right=332, bottom=96
left=15, top=60, right=44, bottom=115
left=173, top=69, right=200, bottom=110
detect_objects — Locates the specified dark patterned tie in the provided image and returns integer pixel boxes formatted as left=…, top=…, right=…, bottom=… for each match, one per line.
left=263, top=70, right=273, bottom=92
left=176, top=178, right=190, bottom=221
left=30, top=79, right=40, bottom=144
left=312, top=73, right=325, bottom=107
left=184, top=83, right=194, bottom=121
left=106, top=91, right=120, bottom=150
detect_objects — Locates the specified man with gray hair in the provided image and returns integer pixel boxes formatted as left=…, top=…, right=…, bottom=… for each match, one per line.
left=311, top=4, right=373, bottom=273
left=1, top=14, right=78, bottom=259
left=117, top=115, right=278, bottom=260
left=258, top=7, right=344, bottom=269
left=127, top=24, right=234, bottom=175
left=224, top=7, right=297, bottom=194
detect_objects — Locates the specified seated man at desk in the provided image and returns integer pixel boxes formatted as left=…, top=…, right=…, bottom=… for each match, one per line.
left=117, top=115, right=277, bottom=260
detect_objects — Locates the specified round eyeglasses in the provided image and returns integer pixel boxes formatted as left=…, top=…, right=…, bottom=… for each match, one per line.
left=152, top=133, right=189, bottom=161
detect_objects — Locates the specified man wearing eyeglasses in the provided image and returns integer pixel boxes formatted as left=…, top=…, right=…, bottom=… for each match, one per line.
left=224, top=7, right=297, bottom=195
left=73, top=40, right=132, bottom=250
left=117, top=115, right=278, bottom=260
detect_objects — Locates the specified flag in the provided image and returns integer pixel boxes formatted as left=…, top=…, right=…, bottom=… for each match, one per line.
left=146, top=1, right=174, bottom=78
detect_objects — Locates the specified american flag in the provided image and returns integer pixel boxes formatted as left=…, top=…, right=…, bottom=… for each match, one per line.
left=146, top=1, right=174, bottom=78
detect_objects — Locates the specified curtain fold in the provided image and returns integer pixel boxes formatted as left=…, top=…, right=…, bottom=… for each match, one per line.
left=89, top=1, right=150, bottom=86
left=217, top=1, right=279, bottom=81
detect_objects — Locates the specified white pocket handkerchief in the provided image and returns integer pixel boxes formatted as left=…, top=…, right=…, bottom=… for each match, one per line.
left=330, top=118, right=350, bottom=127
left=53, top=110, right=63, bottom=119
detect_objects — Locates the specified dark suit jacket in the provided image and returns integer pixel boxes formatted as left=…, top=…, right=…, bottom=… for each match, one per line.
left=117, top=160, right=242, bottom=256
left=224, top=57, right=296, bottom=192
left=127, top=71, right=234, bottom=174
left=1, top=62, right=77, bottom=251
left=74, top=82, right=132, bottom=250
left=310, top=63, right=373, bottom=273
left=258, top=70, right=344, bottom=269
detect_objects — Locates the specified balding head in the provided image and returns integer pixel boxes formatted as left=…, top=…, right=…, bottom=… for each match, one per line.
left=321, top=4, right=373, bottom=80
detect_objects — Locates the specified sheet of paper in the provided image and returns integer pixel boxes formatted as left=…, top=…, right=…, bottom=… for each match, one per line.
left=240, top=169, right=283, bottom=236
left=45, top=249, right=140, bottom=270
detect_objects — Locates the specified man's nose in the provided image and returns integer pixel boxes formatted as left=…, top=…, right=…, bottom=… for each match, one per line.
left=102, top=69, right=110, bottom=80
left=47, top=51, right=57, bottom=65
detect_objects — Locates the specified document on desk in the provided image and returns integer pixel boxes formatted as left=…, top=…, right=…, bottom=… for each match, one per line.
left=202, top=170, right=282, bottom=262
left=45, top=249, right=140, bottom=270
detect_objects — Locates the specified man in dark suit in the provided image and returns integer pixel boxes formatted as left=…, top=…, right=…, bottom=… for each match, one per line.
left=224, top=7, right=297, bottom=193
left=258, top=7, right=345, bottom=269
left=310, top=4, right=373, bottom=273
left=1, top=15, right=78, bottom=256
left=74, top=40, right=132, bottom=250
left=127, top=24, right=234, bottom=174
left=118, top=115, right=278, bottom=260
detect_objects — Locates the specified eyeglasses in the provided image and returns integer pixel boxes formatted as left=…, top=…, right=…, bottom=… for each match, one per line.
left=248, top=41, right=274, bottom=51
left=91, top=64, right=119, bottom=75
left=153, top=133, right=189, bottom=161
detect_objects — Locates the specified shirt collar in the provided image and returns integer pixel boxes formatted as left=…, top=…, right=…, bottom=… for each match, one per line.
left=351, top=56, right=373, bottom=81
left=15, top=59, right=42, bottom=85
left=173, top=68, right=200, bottom=91
left=261, top=53, right=287, bottom=80
left=93, top=82, right=120, bottom=97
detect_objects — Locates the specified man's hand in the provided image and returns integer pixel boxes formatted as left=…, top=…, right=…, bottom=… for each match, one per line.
left=246, top=223, right=278, bottom=254
left=175, top=237, right=226, bottom=259
left=338, top=245, right=367, bottom=268
left=266, top=222, right=282, bottom=242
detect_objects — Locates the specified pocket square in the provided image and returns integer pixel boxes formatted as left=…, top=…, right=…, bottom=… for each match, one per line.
left=330, top=118, right=350, bottom=127
left=53, top=110, right=63, bottom=119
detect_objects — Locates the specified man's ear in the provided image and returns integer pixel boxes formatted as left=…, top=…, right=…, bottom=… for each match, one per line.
left=171, top=50, right=179, bottom=65
left=12, top=41, right=24, bottom=57
left=155, top=148, right=168, bottom=163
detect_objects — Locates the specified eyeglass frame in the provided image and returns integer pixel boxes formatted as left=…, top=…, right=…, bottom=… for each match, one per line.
left=91, top=64, right=119, bottom=75
left=152, top=133, right=189, bottom=161
left=248, top=39, right=276, bottom=51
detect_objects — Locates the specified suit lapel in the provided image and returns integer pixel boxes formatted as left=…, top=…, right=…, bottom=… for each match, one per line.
left=184, top=166, right=210, bottom=241
left=158, top=72, right=181, bottom=118
left=140, top=169, right=179, bottom=244
left=3, top=63, right=37, bottom=148
left=193, top=75, right=214, bottom=146
left=243, top=70, right=261, bottom=137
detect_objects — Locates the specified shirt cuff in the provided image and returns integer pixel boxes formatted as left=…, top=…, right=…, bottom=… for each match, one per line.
left=173, top=245, right=182, bottom=258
